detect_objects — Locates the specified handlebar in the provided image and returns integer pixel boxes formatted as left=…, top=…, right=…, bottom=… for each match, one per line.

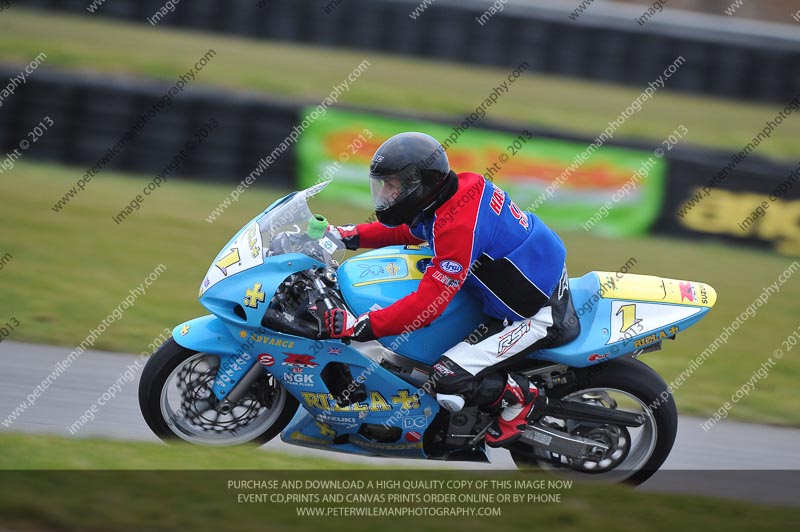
left=261, top=309, right=322, bottom=339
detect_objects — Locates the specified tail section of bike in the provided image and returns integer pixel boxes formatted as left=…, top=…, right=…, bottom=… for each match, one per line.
left=536, top=271, right=717, bottom=367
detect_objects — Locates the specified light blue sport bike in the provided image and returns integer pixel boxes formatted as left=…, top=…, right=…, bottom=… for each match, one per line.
left=139, top=181, right=717, bottom=485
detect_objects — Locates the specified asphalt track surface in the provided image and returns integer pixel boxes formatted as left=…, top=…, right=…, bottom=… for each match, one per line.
left=1, top=341, right=798, bottom=506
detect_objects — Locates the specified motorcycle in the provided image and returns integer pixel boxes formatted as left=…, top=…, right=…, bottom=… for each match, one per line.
left=139, top=181, right=716, bottom=485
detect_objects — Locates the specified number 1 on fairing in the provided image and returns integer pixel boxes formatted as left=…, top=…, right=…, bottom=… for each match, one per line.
left=617, top=304, right=642, bottom=333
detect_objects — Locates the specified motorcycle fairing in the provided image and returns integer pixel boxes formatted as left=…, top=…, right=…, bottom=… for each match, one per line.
left=536, top=272, right=717, bottom=367
left=174, top=310, right=443, bottom=454
left=276, top=337, right=442, bottom=458
left=172, top=314, right=245, bottom=356
left=200, top=253, right=321, bottom=329
left=281, top=382, right=438, bottom=459
left=596, top=271, right=716, bottom=308
left=198, top=193, right=296, bottom=298
left=173, top=253, right=322, bottom=401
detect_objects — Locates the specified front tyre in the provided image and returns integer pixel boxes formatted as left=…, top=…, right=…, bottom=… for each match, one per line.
left=139, top=338, right=298, bottom=446
left=511, top=356, right=677, bottom=486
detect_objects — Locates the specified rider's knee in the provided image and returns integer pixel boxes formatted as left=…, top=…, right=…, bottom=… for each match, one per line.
left=431, top=356, right=468, bottom=395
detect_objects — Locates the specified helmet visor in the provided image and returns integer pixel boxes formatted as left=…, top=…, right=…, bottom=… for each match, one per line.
left=370, top=171, right=421, bottom=212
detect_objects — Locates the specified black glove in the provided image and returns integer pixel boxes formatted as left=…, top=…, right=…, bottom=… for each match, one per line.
left=323, top=309, right=376, bottom=342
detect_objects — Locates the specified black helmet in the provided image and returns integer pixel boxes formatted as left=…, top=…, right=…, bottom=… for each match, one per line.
left=369, top=132, right=451, bottom=226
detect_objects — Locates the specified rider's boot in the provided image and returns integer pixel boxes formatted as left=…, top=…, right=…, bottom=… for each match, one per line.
left=485, top=374, right=544, bottom=448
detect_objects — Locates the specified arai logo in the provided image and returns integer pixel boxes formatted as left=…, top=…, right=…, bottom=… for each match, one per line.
left=440, top=260, right=463, bottom=274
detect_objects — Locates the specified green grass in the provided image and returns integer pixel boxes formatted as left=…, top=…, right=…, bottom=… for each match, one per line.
left=0, top=161, right=356, bottom=355
left=0, top=8, right=798, bottom=161
left=1, top=160, right=799, bottom=426
left=0, top=432, right=368, bottom=470
left=0, top=433, right=797, bottom=532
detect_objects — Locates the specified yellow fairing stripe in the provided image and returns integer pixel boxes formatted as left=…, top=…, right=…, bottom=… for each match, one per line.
left=596, top=272, right=717, bottom=308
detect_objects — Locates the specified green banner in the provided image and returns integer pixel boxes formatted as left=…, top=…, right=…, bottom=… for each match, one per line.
left=297, top=108, right=665, bottom=236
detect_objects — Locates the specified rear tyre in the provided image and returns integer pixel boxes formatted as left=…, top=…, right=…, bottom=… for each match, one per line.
left=511, top=357, right=677, bottom=486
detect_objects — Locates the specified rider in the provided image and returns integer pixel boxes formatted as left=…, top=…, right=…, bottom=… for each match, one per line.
left=324, top=132, right=579, bottom=448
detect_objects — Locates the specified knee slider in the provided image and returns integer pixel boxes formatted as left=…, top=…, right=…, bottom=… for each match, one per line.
left=437, top=394, right=465, bottom=412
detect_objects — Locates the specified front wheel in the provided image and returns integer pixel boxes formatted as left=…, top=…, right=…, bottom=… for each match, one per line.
left=511, top=356, right=677, bottom=486
left=139, top=338, right=298, bottom=446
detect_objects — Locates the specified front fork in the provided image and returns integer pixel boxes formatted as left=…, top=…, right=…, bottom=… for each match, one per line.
left=218, top=360, right=266, bottom=413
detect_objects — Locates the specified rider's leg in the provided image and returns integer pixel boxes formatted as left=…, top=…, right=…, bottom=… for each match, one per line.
left=432, top=267, right=577, bottom=447
left=432, top=311, right=552, bottom=447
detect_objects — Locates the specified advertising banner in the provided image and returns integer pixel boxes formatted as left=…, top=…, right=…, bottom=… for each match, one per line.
left=297, top=108, right=665, bottom=236
left=654, top=155, right=800, bottom=256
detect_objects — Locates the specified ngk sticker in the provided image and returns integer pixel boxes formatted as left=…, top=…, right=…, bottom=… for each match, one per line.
left=283, top=373, right=314, bottom=387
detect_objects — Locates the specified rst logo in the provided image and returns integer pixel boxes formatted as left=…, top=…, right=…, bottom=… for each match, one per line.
left=497, top=320, right=532, bottom=356
left=283, top=373, right=314, bottom=387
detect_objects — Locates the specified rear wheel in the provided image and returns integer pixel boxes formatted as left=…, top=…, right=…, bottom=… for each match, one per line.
left=511, top=357, right=677, bottom=485
left=139, top=338, right=298, bottom=446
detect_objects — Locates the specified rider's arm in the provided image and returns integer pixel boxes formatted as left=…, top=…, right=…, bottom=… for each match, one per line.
left=368, top=219, right=474, bottom=338
left=354, top=221, right=426, bottom=249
